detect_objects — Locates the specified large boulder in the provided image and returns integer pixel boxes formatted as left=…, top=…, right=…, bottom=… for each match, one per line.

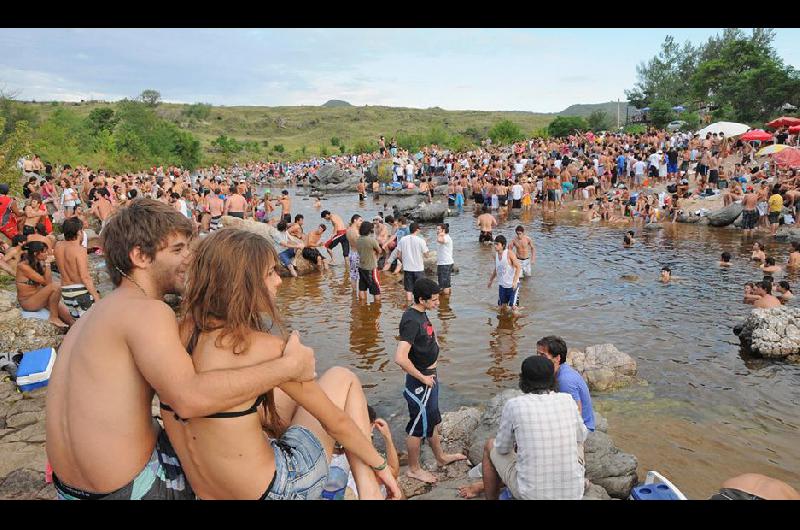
left=566, top=344, right=639, bottom=392
left=365, top=159, right=394, bottom=183
left=411, top=201, right=448, bottom=223
left=388, top=195, right=428, bottom=218
left=706, top=203, right=743, bottom=227
left=220, top=216, right=319, bottom=277
left=309, top=165, right=362, bottom=192
left=735, top=306, right=800, bottom=362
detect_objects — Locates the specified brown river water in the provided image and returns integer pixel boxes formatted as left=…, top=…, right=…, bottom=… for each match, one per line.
left=266, top=189, right=800, bottom=499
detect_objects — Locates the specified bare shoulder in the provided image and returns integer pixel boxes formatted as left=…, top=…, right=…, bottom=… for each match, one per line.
left=245, top=331, right=285, bottom=363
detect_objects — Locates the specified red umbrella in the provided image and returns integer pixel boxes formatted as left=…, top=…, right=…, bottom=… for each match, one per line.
left=773, top=147, right=800, bottom=168
left=789, top=125, right=800, bottom=134
left=766, top=116, right=800, bottom=129
left=740, top=129, right=774, bottom=142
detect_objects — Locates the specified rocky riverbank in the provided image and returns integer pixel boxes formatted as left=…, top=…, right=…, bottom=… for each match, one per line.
left=734, top=306, right=800, bottom=363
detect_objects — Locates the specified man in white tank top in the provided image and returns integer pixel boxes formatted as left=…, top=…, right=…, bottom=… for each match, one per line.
left=487, top=235, right=522, bottom=314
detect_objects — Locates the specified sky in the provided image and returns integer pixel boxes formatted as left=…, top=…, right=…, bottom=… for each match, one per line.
left=1, top=28, right=799, bottom=113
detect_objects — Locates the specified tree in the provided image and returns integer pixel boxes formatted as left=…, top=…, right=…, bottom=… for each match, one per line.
left=86, top=107, right=118, bottom=135
left=339, top=144, right=346, bottom=154
left=183, top=102, right=212, bottom=120
left=648, top=100, right=675, bottom=129
left=138, top=89, right=162, bottom=107
left=330, top=136, right=341, bottom=147
left=0, top=117, right=33, bottom=193
left=625, top=35, right=698, bottom=108
left=587, top=110, right=611, bottom=131
left=547, top=116, right=588, bottom=137
left=488, top=120, right=524, bottom=145
left=273, top=144, right=285, bottom=153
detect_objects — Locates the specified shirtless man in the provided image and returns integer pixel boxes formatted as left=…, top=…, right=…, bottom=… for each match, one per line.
left=0, top=234, right=26, bottom=276
left=287, top=214, right=305, bottom=240
left=22, top=194, right=47, bottom=235
left=45, top=198, right=316, bottom=500
left=321, top=210, right=349, bottom=264
left=54, top=217, right=101, bottom=320
left=761, top=256, right=782, bottom=275
left=223, top=185, right=247, bottom=219
left=509, top=225, right=536, bottom=279
left=357, top=179, right=367, bottom=202
left=476, top=206, right=497, bottom=243
left=90, top=188, right=114, bottom=232
left=276, top=190, right=292, bottom=223
left=788, top=242, right=800, bottom=267
left=302, top=223, right=329, bottom=271
left=208, top=189, right=225, bottom=231
left=741, top=187, right=759, bottom=237
left=752, top=280, right=782, bottom=308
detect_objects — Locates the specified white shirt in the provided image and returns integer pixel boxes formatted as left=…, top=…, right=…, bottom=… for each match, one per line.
left=494, top=392, right=588, bottom=500
left=397, top=233, right=428, bottom=272
left=437, top=234, right=453, bottom=265
left=495, top=249, right=516, bottom=288
left=634, top=161, right=646, bottom=176
left=511, top=184, right=524, bottom=200
left=514, top=163, right=524, bottom=175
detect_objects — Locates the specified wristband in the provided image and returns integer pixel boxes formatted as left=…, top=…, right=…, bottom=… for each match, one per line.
left=371, top=455, right=388, bottom=472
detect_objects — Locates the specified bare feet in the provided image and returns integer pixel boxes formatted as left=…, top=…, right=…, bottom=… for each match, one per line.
left=406, top=467, right=437, bottom=484
left=436, top=453, right=468, bottom=467
left=457, top=482, right=484, bottom=499
left=49, top=317, right=69, bottom=330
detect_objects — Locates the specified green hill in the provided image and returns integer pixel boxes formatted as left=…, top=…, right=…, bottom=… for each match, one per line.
left=19, top=100, right=554, bottom=160
left=321, top=100, right=352, bottom=107
left=557, top=101, right=636, bottom=119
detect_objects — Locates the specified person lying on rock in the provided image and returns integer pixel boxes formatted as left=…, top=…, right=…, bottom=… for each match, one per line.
left=459, top=355, right=588, bottom=500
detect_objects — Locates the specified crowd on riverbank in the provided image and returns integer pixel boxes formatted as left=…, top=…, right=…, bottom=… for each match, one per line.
left=2, top=127, right=800, bottom=500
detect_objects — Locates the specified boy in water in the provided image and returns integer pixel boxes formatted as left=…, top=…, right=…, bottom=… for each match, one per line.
left=509, top=225, right=536, bottom=279
left=719, top=252, right=732, bottom=267
left=487, top=235, right=522, bottom=314
left=660, top=266, right=671, bottom=283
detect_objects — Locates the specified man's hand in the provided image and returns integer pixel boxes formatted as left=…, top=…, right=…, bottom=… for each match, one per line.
left=420, top=373, right=436, bottom=387
left=282, top=331, right=316, bottom=382
left=373, top=418, right=393, bottom=441
left=487, top=279, right=493, bottom=289
left=376, top=467, right=403, bottom=500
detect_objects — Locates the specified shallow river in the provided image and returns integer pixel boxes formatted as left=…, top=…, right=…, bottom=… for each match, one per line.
left=271, top=189, right=799, bottom=499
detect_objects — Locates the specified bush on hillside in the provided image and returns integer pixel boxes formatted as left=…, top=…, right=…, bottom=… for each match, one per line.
left=547, top=116, right=588, bottom=137
left=183, top=103, right=212, bottom=120
left=488, top=120, right=524, bottom=145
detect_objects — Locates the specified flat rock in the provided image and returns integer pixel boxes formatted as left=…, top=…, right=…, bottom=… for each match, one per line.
left=6, top=411, right=43, bottom=429
left=707, top=203, right=743, bottom=227
left=0, top=468, right=48, bottom=500
left=567, top=344, right=639, bottom=392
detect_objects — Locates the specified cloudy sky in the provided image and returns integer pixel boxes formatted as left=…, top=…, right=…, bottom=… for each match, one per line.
left=1, top=28, right=798, bottom=112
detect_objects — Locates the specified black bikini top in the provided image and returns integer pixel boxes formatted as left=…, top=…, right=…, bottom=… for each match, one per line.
left=159, top=326, right=268, bottom=423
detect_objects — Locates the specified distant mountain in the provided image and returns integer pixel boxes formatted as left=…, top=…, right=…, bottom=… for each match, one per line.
left=557, top=101, right=636, bottom=119
left=322, top=100, right=352, bottom=107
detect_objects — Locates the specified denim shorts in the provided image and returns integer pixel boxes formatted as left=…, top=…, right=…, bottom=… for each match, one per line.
left=262, top=425, right=329, bottom=500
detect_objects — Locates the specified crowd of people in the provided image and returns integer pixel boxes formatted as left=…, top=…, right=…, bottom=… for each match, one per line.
left=2, top=125, right=799, bottom=500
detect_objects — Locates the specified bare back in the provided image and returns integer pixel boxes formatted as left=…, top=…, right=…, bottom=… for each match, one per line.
left=54, top=240, right=88, bottom=286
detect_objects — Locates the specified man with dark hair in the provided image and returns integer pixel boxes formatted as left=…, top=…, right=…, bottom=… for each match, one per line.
left=536, top=336, right=595, bottom=432
left=393, top=278, right=466, bottom=483
left=487, top=234, right=522, bottom=313
left=271, top=220, right=302, bottom=277
left=54, top=217, right=101, bottom=319
left=46, top=198, right=317, bottom=499
left=90, top=187, right=114, bottom=231
left=753, top=280, right=781, bottom=308
left=461, top=355, right=587, bottom=500
left=397, top=222, right=429, bottom=303
left=356, top=221, right=381, bottom=302
left=321, top=209, right=349, bottom=264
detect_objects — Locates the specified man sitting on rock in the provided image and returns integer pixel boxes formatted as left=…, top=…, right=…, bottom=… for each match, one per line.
left=536, top=336, right=595, bottom=432
left=460, top=356, right=588, bottom=500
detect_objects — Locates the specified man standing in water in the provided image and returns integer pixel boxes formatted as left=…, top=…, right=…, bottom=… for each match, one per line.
left=393, top=278, right=467, bottom=484
left=476, top=206, right=497, bottom=243
left=321, top=209, right=349, bottom=264
left=397, top=222, right=429, bottom=303
left=45, top=199, right=316, bottom=500
left=487, top=235, right=522, bottom=314
left=223, top=184, right=247, bottom=219
left=509, top=225, right=535, bottom=279
left=741, top=186, right=759, bottom=237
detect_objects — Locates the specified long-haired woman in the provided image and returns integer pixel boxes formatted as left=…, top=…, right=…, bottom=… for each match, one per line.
left=16, top=240, right=74, bottom=328
left=161, top=229, right=400, bottom=500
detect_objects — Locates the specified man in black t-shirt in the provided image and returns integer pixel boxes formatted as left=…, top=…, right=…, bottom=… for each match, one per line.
left=393, top=278, right=466, bottom=484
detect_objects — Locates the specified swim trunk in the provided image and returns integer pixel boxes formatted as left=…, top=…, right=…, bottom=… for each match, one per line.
left=522, top=195, right=532, bottom=207
left=547, top=190, right=556, bottom=202
left=301, top=247, right=322, bottom=263
left=769, top=211, right=780, bottom=224
left=403, top=371, right=441, bottom=438
left=519, top=258, right=531, bottom=278
left=210, top=215, right=222, bottom=231
left=437, top=264, right=453, bottom=288
left=282, top=214, right=292, bottom=224
left=403, top=270, right=424, bottom=293
left=359, top=194, right=366, bottom=201
left=324, top=230, right=350, bottom=257
left=709, top=488, right=763, bottom=501
left=668, top=162, right=678, bottom=174
left=512, top=199, right=522, bottom=209
left=473, top=192, right=484, bottom=205
left=455, top=194, right=464, bottom=208
left=498, top=285, right=520, bottom=307
left=448, top=195, right=455, bottom=207
left=742, top=210, right=758, bottom=229
left=228, top=212, right=244, bottom=219
left=53, top=426, right=194, bottom=500
left=61, top=284, right=94, bottom=319
left=757, top=202, right=768, bottom=217
left=709, top=170, right=719, bottom=184
left=358, top=267, right=381, bottom=295
left=278, top=248, right=296, bottom=268
left=479, top=231, right=493, bottom=243
left=262, top=425, right=329, bottom=500
left=349, top=251, right=360, bottom=282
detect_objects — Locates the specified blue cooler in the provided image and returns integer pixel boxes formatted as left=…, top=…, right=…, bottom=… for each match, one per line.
left=630, top=483, right=681, bottom=500
left=16, top=347, right=57, bottom=392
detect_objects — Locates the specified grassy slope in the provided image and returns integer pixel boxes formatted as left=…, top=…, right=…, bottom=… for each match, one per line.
left=24, top=101, right=554, bottom=158
left=557, top=101, right=637, bottom=120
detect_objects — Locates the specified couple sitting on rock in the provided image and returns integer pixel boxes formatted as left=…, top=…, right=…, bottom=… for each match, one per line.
left=45, top=198, right=400, bottom=500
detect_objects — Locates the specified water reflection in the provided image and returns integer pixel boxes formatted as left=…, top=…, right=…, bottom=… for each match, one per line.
left=348, top=296, right=383, bottom=370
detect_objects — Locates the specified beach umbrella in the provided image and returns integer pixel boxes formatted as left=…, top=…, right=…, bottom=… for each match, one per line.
left=740, top=129, right=774, bottom=142
left=756, top=144, right=791, bottom=156
left=766, top=116, right=800, bottom=129
left=773, top=147, right=800, bottom=168
left=695, top=121, right=750, bottom=137
left=789, top=125, right=800, bottom=134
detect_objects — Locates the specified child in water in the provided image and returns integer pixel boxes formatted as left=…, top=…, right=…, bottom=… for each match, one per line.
left=623, top=230, right=635, bottom=247
left=719, top=251, right=732, bottom=267
left=660, top=266, right=672, bottom=283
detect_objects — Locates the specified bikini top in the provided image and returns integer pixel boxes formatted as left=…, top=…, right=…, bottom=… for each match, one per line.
left=159, top=327, right=268, bottom=422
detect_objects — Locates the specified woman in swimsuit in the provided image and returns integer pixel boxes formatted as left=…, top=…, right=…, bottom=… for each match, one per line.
left=752, top=242, right=766, bottom=262
left=161, top=229, right=400, bottom=500
left=15, top=241, right=73, bottom=328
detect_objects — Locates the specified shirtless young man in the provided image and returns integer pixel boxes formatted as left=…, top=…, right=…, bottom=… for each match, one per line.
left=0, top=235, right=26, bottom=276
left=357, top=179, right=367, bottom=202
left=45, top=198, right=316, bottom=500
left=223, top=185, right=247, bottom=219
left=509, top=225, right=536, bottom=279
left=276, top=190, right=292, bottom=224
left=90, top=188, right=114, bottom=232
left=208, top=189, right=225, bottom=231
left=476, top=206, right=498, bottom=243
left=54, top=217, right=101, bottom=320
left=302, top=223, right=329, bottom=271
left=761, top=256, right=783, bottom=275
left=788, top=242, right=800, bottom=268
left=752, top=280, right=782, bottom=308
left=321, top=210, right=349, bottom=264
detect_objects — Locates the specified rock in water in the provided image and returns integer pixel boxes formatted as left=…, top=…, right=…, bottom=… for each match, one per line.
left=735, top=306, right=800, bottom=362
left=309, top=164, right=362, bottom=192
left=411, top=201, right=448, bottom=223
left=707, top=203, right=743, bottom=227
left=566, top=344, right=639, bottom=392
